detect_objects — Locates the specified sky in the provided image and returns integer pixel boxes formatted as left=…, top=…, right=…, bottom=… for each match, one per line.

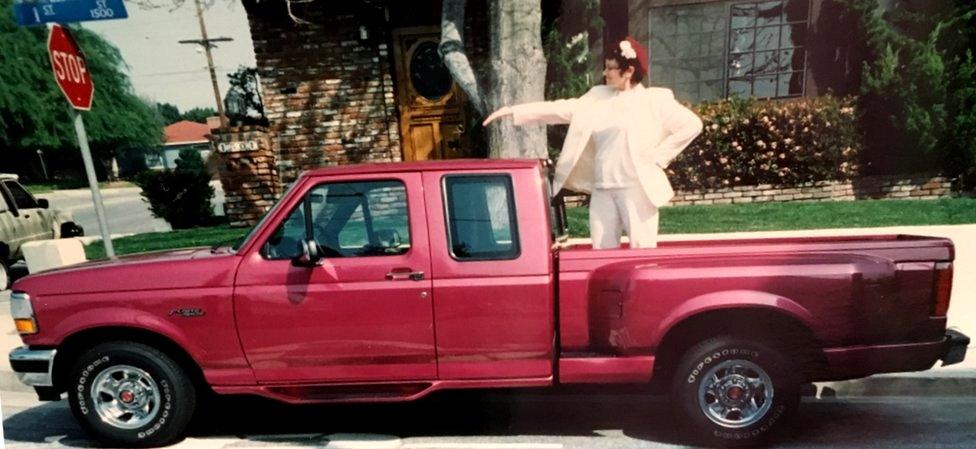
left=82, top=0, right=257, bottom=112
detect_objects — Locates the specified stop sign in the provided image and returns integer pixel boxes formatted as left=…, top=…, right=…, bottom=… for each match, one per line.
left=48, top=24, right=94, bottom=110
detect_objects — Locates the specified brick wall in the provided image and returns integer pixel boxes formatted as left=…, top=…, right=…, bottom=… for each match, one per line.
left=564, top=175, right=954, bottom=207
left=669, top=175, right=953, bottom=206
left=247, top=7, right=400, bottom=184
left=211, top=126, right=281, bottom=227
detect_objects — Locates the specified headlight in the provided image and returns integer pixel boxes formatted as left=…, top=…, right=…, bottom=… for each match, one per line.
left=10, top=292, right=38, bottom=335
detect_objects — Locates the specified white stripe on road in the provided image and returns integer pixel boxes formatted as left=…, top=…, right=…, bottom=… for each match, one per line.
left=403, top=445, right=563, bottom=449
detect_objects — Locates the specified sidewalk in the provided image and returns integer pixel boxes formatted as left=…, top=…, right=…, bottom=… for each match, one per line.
left=0, top=225, right=972, bottom=398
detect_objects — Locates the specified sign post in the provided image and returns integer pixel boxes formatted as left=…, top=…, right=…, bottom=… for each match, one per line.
left=48, top=23, right=115, bottom=258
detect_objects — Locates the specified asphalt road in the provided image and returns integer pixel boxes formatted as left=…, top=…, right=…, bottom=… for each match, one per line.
left=2, top=389, right=975, bottom=449
left=35, top=182, right=225, bottom=237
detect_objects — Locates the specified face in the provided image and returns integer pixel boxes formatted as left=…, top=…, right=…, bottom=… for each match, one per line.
left=603, top=59, right=634, bottom=90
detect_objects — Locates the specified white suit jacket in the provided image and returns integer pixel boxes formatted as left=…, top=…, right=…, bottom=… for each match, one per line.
left=511, top=84, right=703, bottom=207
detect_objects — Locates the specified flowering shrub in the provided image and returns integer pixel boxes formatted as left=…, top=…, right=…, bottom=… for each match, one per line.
left=667, top=95, right=862, bottom=191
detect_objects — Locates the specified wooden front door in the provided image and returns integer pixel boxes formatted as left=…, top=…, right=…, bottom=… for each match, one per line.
left=392, top=27, right=466, bottom=161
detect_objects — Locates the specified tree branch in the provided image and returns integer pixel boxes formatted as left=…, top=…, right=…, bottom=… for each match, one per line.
left=439, top=0, right=486, bottom=116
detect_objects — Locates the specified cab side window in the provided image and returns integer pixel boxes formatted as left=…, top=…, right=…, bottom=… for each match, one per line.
left=3, top=181, right=37, bottom=210
left=443, top=175, right=520, bottom=261
left=263, top=180, right=411, bottom=259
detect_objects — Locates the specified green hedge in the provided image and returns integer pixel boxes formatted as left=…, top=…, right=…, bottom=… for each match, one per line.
left=667, top=95, right=863, bottom=191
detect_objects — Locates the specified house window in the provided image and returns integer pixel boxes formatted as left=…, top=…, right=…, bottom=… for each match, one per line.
left=649, top=0, right=809, bottom=102
left=649, top=2, right=728, bottom=104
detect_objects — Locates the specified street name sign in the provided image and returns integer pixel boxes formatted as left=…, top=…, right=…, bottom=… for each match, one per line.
left=13, top=0, right=128, bottom=27
left=48, top=24, right=94, bottom=110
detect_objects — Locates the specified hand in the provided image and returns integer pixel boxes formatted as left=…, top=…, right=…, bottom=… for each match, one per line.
left=482, top=106, right=512, bottom=127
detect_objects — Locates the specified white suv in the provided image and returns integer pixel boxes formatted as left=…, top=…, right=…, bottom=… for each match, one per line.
left=0, top=174, right=84, bottom=289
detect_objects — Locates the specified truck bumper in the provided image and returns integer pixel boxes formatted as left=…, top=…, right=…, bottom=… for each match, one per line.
left=9, top=346, right=56, bottom=387
left=941, top=329, right=969, bottom=366
left=820, top=330, right=969, bottom=381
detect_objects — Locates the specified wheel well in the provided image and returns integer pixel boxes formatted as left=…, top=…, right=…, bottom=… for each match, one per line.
left=52, top=327, right=209, bottom=394
left=651, top=308, right=827, bottom=385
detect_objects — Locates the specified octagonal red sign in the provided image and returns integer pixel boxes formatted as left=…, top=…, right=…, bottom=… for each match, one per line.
left=48, top=24, right=94, bottom=110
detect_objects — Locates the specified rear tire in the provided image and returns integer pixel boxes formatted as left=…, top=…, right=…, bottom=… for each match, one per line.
left=670, top=336, right=799, bottom=447
left=68, top=342, right=196, bottom=447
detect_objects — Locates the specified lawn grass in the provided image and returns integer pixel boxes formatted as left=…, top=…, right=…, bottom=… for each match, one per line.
left=84, top=225, right=248, bottom=259
left=83, top=197, right=976, bottom=258
left=566, top=197, right=976, bottom=236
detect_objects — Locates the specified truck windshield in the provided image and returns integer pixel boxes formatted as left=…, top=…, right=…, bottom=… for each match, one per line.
left=231, top=180, right=302, bottom=252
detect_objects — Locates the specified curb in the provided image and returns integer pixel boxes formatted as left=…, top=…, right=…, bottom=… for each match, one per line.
left=815, top=368, right=976, bottom=397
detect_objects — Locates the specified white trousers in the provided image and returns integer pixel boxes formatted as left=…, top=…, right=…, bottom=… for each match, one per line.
left=589, top=186, right=659, bottom=249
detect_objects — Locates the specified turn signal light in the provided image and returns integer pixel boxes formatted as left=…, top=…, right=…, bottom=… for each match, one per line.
left=14, top=318, right=37, bottom=335
left=932, top=262, right=953, bottom=316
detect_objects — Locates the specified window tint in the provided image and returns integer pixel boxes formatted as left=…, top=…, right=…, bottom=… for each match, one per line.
left=3, top=181, right=37, bottom=210
left=444, top=175, right=519, bottom=261
left=263, top=180, right=410, bottom=259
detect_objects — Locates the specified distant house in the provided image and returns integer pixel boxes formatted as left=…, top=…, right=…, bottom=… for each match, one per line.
left=147, top=120, right=213, bottom=171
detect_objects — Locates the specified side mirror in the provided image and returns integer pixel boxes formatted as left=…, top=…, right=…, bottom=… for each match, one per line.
left=37, top=199, right=49, bottom=209
left=292, top=238, right=324, bottom=267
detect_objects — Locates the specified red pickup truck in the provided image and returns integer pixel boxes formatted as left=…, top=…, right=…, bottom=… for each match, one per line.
left=9, top=159, right=969, bottom=447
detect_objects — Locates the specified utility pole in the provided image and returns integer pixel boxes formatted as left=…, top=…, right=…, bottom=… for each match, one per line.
left=179, top=0, right=232, bottom=129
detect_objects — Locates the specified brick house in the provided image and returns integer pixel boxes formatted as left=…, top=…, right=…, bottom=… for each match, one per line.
left=240, top=0, right=869, bottom=182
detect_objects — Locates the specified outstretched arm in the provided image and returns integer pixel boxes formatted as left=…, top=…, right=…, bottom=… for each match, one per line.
left=482, top=98, right=582, bottom=127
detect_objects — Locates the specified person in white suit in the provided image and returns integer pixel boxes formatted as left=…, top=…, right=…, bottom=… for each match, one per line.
left=483, top=36, right=703, bottom=249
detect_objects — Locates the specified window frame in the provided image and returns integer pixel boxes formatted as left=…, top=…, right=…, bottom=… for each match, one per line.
left=647, top=0, right=811, bottom=102
left=259, top=178, right=414, bottom=261
left=2, top=181, right=39, bottom=211
left=441, top=173, right=522, bottom=262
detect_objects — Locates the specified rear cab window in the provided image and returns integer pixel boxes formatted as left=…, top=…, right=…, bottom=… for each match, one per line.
left=442, top=174, right=520, bottom=261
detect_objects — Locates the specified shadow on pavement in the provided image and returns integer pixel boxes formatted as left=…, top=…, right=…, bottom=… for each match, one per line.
left=9, top=390, right=973, bottom=448
left=3, top=388, right=691, bottom=447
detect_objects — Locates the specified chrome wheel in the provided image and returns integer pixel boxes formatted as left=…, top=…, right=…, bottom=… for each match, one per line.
left=90, top=365, right=161, bottom=430
left=697, top=359, right=774, bottom=429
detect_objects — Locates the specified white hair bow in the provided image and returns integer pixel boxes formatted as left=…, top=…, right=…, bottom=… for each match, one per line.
left=619, top=40, right=637, bottom=59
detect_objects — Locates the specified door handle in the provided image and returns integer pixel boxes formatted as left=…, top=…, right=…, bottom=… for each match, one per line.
left=386, top=268, right=425, bottom=281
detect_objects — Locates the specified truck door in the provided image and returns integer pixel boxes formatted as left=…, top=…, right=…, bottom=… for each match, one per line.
left=234, top=173, right=437, bottom=383
left=422, top=169, right=555, bottom=380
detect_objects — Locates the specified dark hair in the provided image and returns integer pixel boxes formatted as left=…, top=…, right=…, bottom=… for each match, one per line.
left=606, top=38, right=647, bottom=85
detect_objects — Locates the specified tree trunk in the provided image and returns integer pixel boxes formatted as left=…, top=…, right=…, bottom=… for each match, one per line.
left=440, top=0, right=548, bottom=159
left=439, top=0, right=486, bottom=116
left=486, top=0, right=547, bottom=159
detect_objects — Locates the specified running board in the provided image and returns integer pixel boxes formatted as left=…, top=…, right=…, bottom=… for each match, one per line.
left=558, top=356, right=655, bottom=384
left=212, top=377, right=553, bottom=404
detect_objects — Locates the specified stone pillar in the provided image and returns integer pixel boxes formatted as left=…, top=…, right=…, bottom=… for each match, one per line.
left=210, top=126, right=281, bottom=227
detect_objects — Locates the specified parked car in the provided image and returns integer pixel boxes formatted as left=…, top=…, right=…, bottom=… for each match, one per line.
left=0, top=174, right=84, bottom=289
left=8, top=160, right=969, bottom=447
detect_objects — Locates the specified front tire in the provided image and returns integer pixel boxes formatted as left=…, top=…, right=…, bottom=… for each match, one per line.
left=68, top=342, right=196, bottom=447
left=671, top=336, right=799, bottom=447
